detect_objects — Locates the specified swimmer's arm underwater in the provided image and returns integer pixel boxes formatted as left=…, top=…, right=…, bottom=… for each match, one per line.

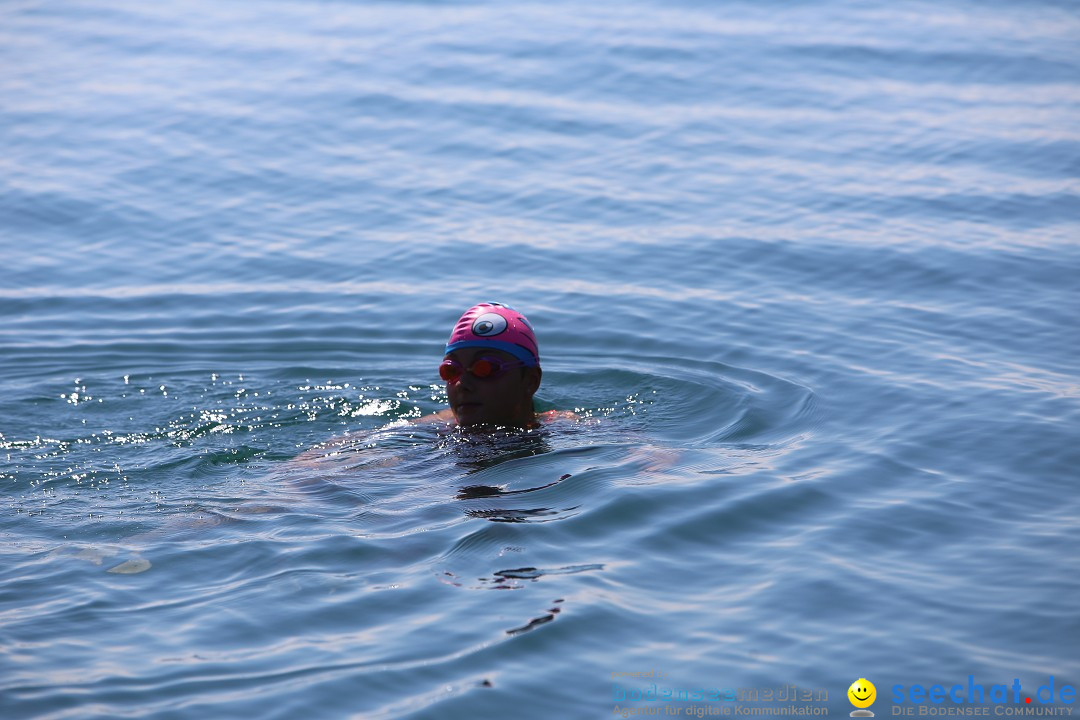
left=287, top=431, right=368, bottom=469
left=286, top=405, right=577, bottom=473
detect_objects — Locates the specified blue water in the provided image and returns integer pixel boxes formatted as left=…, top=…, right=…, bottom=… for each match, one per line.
left=2, top=0, right=1078, bottom=717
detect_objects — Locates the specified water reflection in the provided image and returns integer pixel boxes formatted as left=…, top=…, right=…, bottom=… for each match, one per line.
left=439, top=424, right=555, bottom=473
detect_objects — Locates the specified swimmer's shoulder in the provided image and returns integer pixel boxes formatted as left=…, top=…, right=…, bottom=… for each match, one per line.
left=538, top=409, right=578, bottom=422
left=414, top=408, right=456, bottom=424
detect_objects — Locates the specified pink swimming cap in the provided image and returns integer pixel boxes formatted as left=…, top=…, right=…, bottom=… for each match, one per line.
left=445, top=302, right=539, bottom=366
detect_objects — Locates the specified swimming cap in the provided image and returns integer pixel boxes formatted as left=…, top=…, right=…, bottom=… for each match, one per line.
left=445, top=302, right=540, bottom=367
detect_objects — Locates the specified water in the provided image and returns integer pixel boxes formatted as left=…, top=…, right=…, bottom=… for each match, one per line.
left=2, top=0, right=1078, bottom=717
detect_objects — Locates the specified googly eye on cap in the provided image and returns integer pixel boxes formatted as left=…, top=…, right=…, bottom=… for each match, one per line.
left=444, top=302, right=540, bottom=367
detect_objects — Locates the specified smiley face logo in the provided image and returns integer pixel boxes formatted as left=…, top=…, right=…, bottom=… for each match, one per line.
left=848, top=679, right=876, bottom=709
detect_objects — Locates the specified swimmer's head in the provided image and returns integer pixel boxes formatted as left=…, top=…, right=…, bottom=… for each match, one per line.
left=445, top=302, right=540, bottom=368
left=443, top=303, right=541, bottom=427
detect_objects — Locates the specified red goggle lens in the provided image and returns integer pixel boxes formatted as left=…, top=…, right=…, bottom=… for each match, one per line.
left=439, top=361, right=460, bottom=382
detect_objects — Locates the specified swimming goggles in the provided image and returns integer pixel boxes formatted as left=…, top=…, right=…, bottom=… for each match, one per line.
left=439, top=355, right=524, bottom=383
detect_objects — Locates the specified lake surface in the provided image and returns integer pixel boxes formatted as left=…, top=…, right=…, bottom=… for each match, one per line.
left=2, top=0, right=1078, bottom=718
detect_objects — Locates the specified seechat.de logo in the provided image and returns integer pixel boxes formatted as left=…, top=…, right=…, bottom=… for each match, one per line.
left=891, top=676, right=1077, bottom=707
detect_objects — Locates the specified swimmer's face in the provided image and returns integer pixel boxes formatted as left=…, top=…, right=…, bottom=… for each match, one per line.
left=444, top=348, right=541, bottom=428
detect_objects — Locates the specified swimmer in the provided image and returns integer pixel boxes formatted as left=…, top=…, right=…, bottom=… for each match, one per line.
left=424, top=302, right=571, bottom=428
left=291, top=302, right=572, bottom=467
